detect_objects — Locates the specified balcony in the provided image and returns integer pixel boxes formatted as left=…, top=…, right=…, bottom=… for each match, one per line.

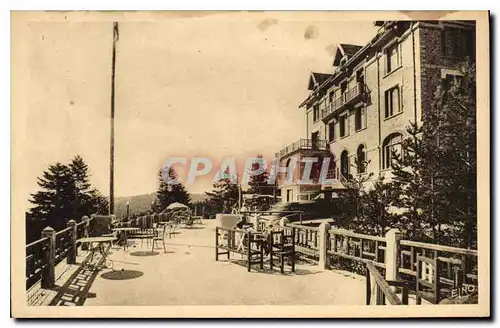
left=321, top=82, right=368, bottom=121
left=275, top=139, right=328, bottom=159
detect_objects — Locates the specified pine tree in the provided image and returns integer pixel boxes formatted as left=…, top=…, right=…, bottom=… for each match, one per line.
left=391, top=59, right=477, bottom=247
left=153, top=167, right=191, bottom=212
left=206, top=175, right=240, bottom=214
left=28, top=156, right=108, bottom=238
left=247, top=154, right=276, bottom=196
left=337, top=157, right=396, bottom=235
left=29, top=162, right=75, bottom=231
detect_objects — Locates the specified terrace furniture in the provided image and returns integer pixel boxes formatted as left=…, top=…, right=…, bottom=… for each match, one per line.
left=112, top=227, right=140, bottom=251
left=77, top=236, right=117, bottom=270
left=128, top=223, right=156, bottom=248
left=151, top=223, right=168, bottom=253
left=85, top=214, right=118, bottom=249
left=215, top=227, right=264, bottom=272
left=268, top=229, right=296, bottom=274
left=415, top=254, right=465, bottom=304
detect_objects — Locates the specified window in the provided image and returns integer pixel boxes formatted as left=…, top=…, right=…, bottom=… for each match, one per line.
left=354, top=107, right=367, bottom=131
left=339, top=114, right=349, bottom=138
left=328, top=121, right=336, bottom=142
left=329, top=91, right=334, bottom=103
left=386, top=44, right=400, bottom=74
left=340, top=150, right=349, bottom=177
left=382, top=133, right=403, bottom=169
left=385, top=86, right=401, bottom=118
left=313, top=104, right=319, bottom=122
left=357, top=144, right=367, bottom=174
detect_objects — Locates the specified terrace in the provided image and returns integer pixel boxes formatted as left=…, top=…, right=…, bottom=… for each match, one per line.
left=26, top=215, right=478, bottom=307
left=28, top=220, right=366, bottom=306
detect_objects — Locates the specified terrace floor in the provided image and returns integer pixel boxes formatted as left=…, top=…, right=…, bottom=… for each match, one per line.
left=50, top=220, right=367, bottom=306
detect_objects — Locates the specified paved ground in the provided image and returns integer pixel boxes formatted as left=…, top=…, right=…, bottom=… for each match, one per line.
left=75, top=220, right=366, bottom=306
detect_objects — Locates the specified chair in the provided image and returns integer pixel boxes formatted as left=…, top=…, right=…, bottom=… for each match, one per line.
left=268, top=229, right=296, bottom=274
left=415, top=254, right=463, bottom=304
left=128, top=215, right=156, bottom=248
left=151, top=223, right=168, bottom=253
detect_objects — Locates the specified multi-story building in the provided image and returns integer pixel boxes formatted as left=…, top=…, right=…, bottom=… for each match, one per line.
left=275, top=20, right=475, bottom=203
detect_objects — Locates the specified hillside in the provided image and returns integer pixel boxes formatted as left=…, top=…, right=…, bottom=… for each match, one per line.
left=115, top=192, right=209, bottom=218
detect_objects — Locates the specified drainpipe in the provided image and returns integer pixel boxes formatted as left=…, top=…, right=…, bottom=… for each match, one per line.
left=412, top=22, right=418, bottom=123
left=377, top=52, right=382, bottom=175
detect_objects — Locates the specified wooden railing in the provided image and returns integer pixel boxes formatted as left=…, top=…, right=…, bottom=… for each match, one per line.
left=25, top=216, right=94, bottom=291
left=287, top=223, right=320, bottom=264
left=25, top=237, right=50, bottom=290
left=398, top=240, right=479, bottom=293
left=327, top=228, right=387, bottom=269
left=366, top=262, right=408, bottom=305
left=54, top=226, right=73, bottom=266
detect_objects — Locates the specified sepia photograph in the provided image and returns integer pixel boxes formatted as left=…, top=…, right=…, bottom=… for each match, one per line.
left=11, top=10, right=490, bottom=318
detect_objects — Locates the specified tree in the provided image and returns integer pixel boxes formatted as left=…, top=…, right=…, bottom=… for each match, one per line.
left=391, top=59, right=477, bottom=247
left=337, top=158, right=397, bottom=236
left=206, top=175, right=240, bottom=214
left=29, top=162, right=74, bottom=231
left=69, top=155, right=109, bottom=219
left=247, top=154, right=277, bottom=196
left=153, top=167, right=191, bottom=212
left=28, top=155, right=108, bottom=241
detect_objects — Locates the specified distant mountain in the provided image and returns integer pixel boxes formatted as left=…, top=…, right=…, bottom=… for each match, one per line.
left=115, top=192, right=208, bottom=218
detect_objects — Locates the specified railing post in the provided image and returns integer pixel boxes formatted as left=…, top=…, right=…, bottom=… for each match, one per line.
left=41, top=226, right=55, bottom=289
left=81, top=216, right=90, bottom=250
left=67, top=219, right=77, bottom=264
left=385, top=229, right=402, bottom=284
left=318, top=222, right=331, bottom=269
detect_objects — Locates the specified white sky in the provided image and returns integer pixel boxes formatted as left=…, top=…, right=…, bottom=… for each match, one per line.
left=13, top=12, right=377, bottom=211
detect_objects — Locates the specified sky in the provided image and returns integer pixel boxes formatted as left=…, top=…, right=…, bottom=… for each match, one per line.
left=12, top=12, right=377, bottom=211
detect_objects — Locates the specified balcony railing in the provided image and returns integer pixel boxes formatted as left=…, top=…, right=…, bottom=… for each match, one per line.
left=321, top=82, right=367, bottom=120
left=275, top=139, right=328, bottom=159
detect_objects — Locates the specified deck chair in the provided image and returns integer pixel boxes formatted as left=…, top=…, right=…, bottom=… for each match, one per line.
left=89, top=214, right=116, bottom=237
left=86, top=214, right=117, bottom=249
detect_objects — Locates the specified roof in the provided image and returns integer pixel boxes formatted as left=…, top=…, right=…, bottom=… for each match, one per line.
left=333, top=44, right=363, bottom=66
left=307, top=72, right=333, bottom=91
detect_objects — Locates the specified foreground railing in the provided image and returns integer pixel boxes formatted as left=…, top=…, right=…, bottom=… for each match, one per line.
left=25, top=237, right=50, bottom=290
left=366, top=262, right=408, bottom=305
left=25, top=216, right=94, bottom=290
left=279, top=220, right=478, bottom=304
left=328, top=228, right=387, bottom=269
left=287, top=223, right=320, bottom=264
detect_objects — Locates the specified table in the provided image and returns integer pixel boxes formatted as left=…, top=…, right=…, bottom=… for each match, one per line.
left=77, top=236, right=117, bottom=270
left=112, top=227, right=140, bottom=250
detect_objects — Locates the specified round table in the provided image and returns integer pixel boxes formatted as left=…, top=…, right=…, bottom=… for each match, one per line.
left=77, top=236, right=117, bottom=269
left=112, top=227, right=140, bottom=251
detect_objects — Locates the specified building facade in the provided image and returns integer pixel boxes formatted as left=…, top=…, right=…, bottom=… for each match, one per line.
left=276, top=20, right=476, bottom=203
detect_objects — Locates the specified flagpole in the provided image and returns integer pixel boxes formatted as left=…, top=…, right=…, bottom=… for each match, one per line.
left=109, top=22, right=119, bottom=215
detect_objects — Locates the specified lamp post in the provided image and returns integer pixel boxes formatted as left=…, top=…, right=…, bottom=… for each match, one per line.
left=126, top=201, right=130, bottom=219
